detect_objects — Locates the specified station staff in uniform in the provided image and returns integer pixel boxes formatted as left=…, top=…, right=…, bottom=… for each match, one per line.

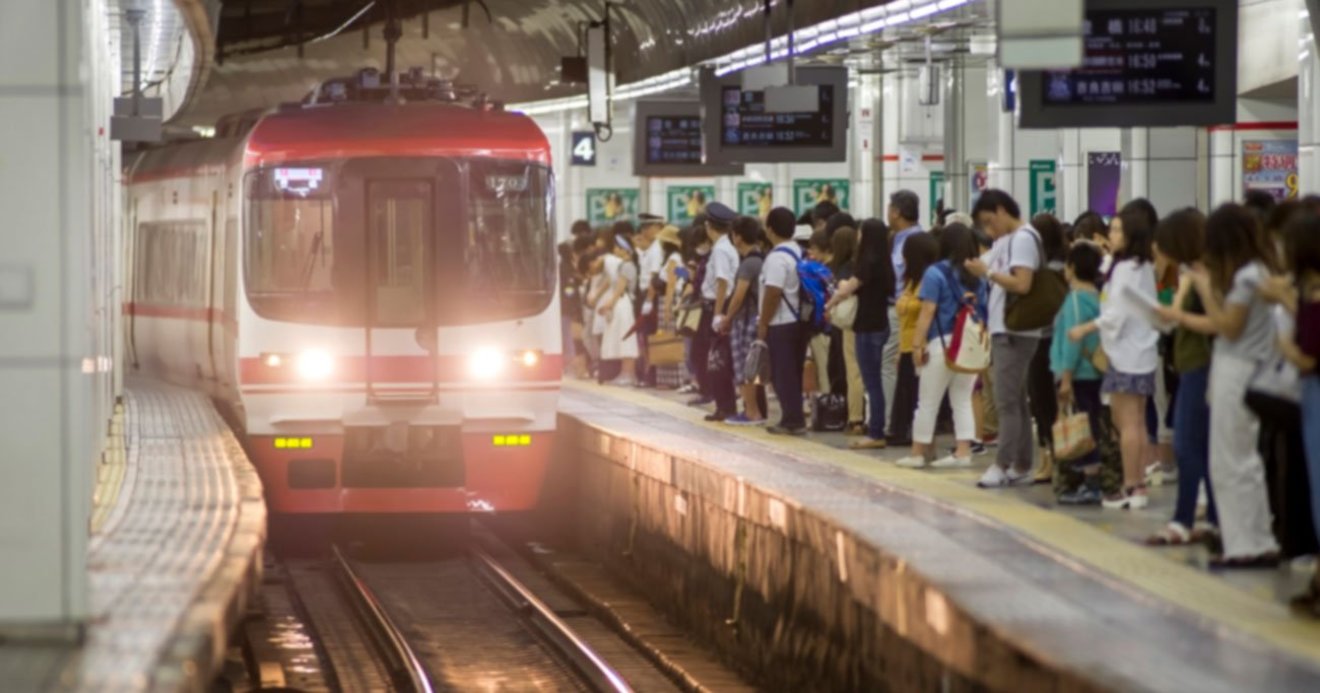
left=696, top=202, right=741, bottom=421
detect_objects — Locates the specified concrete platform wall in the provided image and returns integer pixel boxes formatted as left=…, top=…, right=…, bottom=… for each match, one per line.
left=546, top=412, right=1105, bottom=692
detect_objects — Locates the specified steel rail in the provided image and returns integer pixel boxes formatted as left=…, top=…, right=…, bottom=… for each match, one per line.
left=471, top=546, right=635, bottom=693
left=331, top=545, right=435, bottom=693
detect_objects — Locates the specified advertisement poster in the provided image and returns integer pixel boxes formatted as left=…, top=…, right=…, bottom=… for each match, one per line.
left=929, top=170, right=946, bottom=224
left=666, top=185, right=715, bottom=224
left=969, top=161, right=989, bottom=210
left=1029, top=159, right=1058, bottom=217
left=585, top=188, right=639, bottom=227
left=1086, top=152, right=1122, bottom=217
left=1243, top=140, right=1299, bottom=201
left=793, top=178, right=850, bottom=216
left=738, top=182, right=774, bottom=219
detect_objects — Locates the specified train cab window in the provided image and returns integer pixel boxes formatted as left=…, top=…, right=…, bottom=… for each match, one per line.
left=464, top=162, right=555, bottom=319
left=367, top=180, right=431, bottom=326
left=244, top=166, right=338, bottom=321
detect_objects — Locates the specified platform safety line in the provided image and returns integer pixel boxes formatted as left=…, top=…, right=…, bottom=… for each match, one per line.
left=90, top=403, right=127, bottom=536
left=564, top=380, right=1320, bottom=664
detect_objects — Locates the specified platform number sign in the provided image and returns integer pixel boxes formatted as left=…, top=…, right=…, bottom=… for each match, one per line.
left=571, top=131, right=597, bottom=166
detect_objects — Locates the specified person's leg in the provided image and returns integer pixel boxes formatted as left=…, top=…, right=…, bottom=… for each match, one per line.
left=855, top=330, right=889, bottom=441
left=1073, top=379, right=1104, bottom=478
left=911, top=339, right=953, bottom=455
left=981, top=365, right=999, bottom=442
left=768, top=323, right=807, bottom=430
left=712, top=337, right=738, bottom=414
left=1303, top=376, right=1320, bottom=548
left=1027, top=338, right=1058, bottom=451
left=842, top=328, right=865, bottom=425
left=1172, top=367, right=1212, bottom=528
left=1110, top=393, right=1149, bottom=494
left=807, top=333, right=831, bottom=395
left=947, top=372, right=977, bottom=458
left=881, top=305, right=900, bottom=430
left=1208, top=354, right=1280, bottom=558
left=888, top=352, right=917, bottom=443
left=992, top=335, right=1038, bottom=473
left=691, top=307, right=713, bottom=399
left=740, top=382, right=764, bottom=420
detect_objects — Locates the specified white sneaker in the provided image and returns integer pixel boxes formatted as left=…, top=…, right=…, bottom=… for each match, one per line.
left=1006, top=468, right=1034, bottom=486
left=931, top=454, right=973, bottom=469
left=896, top=455, right=927, bottom=468
left=977, top=465, right=1009, bottom=488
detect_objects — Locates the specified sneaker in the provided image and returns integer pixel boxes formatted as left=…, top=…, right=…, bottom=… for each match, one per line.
left=704, top=410, right=734, bottom=422
left=686, top=396, right=714, bottom=407
left=724, top=413, right=766, bottom=427
left=608, top=377, right=636, bottom=387
left=766, top=424, right=807, bottom=436
left=977, top=465, right=1009, bottom=488
left=1006, top=468, right=1034, bottom=486
left=930, top=454, right=973, bottom=469
left=1102, top=489, right=1150, bottom=510
left=896, top=455, right=927, bottom=468
left=676, top=383, right=697, bottom=394
left=1058, top=484, right=1103, bottom=506
left=981, top=435, right=999, bottom=448
left=948, top=441, right=988, bottom=456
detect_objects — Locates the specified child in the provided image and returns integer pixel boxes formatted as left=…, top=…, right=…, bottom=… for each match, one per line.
left=1052, top=243, right=1106, bottom=504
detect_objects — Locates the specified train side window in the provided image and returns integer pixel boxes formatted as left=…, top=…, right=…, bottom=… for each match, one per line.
left=465, top=162, right=554, bottom=317
left=244, top=165, right=338, bottom=322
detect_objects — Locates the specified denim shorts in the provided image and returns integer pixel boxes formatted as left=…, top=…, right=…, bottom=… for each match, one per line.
left=1102, top=369, right=1156, bottom=396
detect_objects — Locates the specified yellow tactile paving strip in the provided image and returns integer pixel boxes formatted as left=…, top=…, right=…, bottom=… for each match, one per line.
left=564, top=380, right=1320, bottom=664
left=90, top=402, right=126, bottom=534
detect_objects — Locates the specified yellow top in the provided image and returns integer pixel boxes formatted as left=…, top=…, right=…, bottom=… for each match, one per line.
left=895, top=283, right=922, bottom=353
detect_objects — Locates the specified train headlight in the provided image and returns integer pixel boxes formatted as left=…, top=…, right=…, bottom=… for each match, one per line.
left=519, top=350, right=540, bottom=368
left=295, top=349, right=335, bottom=381
left=468, top=347, right=507, bottom=380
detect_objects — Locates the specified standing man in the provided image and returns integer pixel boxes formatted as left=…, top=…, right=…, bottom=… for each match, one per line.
left=883, top=190, right=925, bottom=439
left=965, top=189, right=1039, bottom=488
left=634, top=213, right=666, bottom=387
left=696, top=202, right=740, bottom=421
left=759, top=207, right=808, bottom=435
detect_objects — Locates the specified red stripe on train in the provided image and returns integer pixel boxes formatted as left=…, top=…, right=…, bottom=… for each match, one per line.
left=238, top=354, right=564, bottom=385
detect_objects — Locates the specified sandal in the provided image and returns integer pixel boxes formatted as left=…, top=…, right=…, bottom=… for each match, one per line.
left=850, top=437, right=887, bottom=450
left=1145, top=522, right=1193, bottom=546
left=1208, top=552, right=1280, bottom=570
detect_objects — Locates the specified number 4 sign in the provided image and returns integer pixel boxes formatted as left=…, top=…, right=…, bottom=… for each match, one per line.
left=571, top=132, right=596, bottom=166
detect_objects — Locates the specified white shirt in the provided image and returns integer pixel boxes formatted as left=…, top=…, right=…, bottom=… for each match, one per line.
left=985, top=224, right=1043, bottom=336
left=761, top=241, right=801, bottom=326
left=1096, top=257, right=1160, bottom=374
left=639, top=241, right=664, bottom=290
left=702, top=233, right=739, bottom=303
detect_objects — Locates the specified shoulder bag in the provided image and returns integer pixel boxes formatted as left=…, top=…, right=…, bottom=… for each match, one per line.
left=936, top=265, right=991, bottom=374
left=1005, top=229, right=1068, bottom=331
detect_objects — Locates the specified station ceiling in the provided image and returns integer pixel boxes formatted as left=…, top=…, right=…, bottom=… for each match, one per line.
left=182, top=0, right=922, bottom=126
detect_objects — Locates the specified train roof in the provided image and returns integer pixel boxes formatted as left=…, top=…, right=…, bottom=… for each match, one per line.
left=244, top=102, right=552, bottom=168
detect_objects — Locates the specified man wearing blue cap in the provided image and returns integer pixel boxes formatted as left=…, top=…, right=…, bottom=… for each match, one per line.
left=690, top=201, right=740, bottom=421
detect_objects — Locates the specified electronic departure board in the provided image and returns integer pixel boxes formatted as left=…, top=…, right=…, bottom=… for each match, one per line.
left=1018, top=0, right=1237, bottom=128
left=632, top=101, right=743, bottom=177
left=700, top=66, right=849, bottom=164
left=720, top=86, right=835, bottom=147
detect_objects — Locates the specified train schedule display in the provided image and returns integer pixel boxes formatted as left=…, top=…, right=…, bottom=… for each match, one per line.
left=632, top=101, right=742, bottom=177
left=1018, top=0, right=1237, bottom=128
left=699, top=66, right=849, bottom=164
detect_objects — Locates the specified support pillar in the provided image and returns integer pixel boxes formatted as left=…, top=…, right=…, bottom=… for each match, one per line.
left=944, top=58, right=968, bottom=216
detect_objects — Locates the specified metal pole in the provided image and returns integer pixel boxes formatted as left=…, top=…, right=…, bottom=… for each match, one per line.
left=786, top=0, right=795, bottom=84
left=125, top=9, right=144, bottom=116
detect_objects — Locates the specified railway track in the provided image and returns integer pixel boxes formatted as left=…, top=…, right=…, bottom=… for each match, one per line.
left=284, top=528, right=671, bottom=692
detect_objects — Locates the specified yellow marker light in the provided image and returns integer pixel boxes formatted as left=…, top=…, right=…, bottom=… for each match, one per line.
left=519, top=434, right=531, bottom=446
left=491, top=434, right=532, bottom=447
left=493, top=435, right=507, bottom=447
left=274, top=438, right=287, bottom=449
left=274, top=437, right=314, bottom=449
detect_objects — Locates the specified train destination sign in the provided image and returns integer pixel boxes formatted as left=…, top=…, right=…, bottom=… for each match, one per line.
left=645, top=115, right=703, bottom=165
left=1018, top=0, right=1237, bottom=128
left=719, top=85, right=835, bottom=148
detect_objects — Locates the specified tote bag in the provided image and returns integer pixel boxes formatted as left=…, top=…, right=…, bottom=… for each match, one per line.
left=1245, top=354, right=1302, bottom=428
left=828, top=295, right=859, bottom=330
left=1052, top=406, right=1096, bottom=462
left=937, top=265, right=990, bottom=374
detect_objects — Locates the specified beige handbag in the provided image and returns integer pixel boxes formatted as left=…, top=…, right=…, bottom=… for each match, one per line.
left=828, top=295, right=858, bottom=330
left=1052, top=405, right=1096, bottom=462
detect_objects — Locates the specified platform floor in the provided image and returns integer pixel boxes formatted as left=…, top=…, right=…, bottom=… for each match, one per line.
left=0, top=378, right=265, bottom=691
left=562, top=379, right=1320, bottom=690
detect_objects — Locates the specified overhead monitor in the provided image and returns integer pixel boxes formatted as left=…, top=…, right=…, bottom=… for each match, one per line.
left=700, top=66, right=849, bottom=164
left=1017, top=0, right=1237, bottom=129
left=632, top=101, right=744, bottom=177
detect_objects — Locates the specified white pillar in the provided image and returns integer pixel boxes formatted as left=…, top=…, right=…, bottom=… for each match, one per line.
left=0, top=0, right=93, bottom=629
left=1300, top=22, right=1320, bottom=193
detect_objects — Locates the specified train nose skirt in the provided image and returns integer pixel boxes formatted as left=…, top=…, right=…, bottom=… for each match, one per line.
left=340, top=425, right=465, bottom=488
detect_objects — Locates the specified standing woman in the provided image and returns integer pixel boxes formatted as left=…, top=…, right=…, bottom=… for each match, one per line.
left=1192, top=202, right=1281, bottom=567
left=829, top=227, right=865, bottom=433
left=1026, top=213, right=1068, bottom=484
left=1148, top=208, right=1220, bottom=545
left=1068, top=199, right=1161, bottom=510
left=888, top=232, right=940, bottom=448
left=896, top=224, right=988, bottom=468
left=595, top=237, right=641, bottom=385
left=653, top=225, right=687, bottom=390
left=831, top=218, right=895, bottom=450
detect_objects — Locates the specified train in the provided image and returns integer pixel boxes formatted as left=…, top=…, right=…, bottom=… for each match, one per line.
left=125, top=68, right=561, bottom=536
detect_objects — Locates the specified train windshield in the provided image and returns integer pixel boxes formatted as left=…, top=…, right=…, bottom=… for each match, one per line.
left=244, top=158, right=555, bottom=326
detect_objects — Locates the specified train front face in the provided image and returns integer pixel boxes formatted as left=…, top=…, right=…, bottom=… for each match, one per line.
left=237, top=112, right=561, bottom=519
